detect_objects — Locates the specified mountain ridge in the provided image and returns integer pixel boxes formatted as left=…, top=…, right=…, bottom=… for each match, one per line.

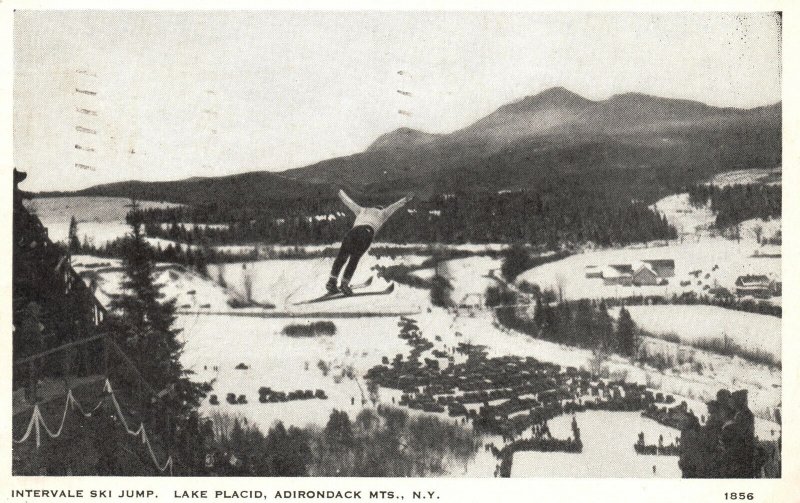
left=38, top=87, right=781, bottom=204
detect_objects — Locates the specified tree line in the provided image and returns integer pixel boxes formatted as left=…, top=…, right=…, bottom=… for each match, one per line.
left=205, top=406, right=480, bottom=476
left=687, top=183, right=781, bottom=229
left=486, top=286, right=639, bottom=358
left=15, top=202, right=211, bottom=475
left=136, top=188, right=676, bottom=248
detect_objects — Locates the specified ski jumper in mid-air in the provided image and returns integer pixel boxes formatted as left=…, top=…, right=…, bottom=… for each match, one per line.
left=327, top=189, right=413, bottom=295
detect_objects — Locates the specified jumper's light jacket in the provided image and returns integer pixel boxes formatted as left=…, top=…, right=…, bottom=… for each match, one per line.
left=338, top=189, right=410, bottom=233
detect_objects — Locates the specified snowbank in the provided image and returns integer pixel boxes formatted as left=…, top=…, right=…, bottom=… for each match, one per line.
left=511, top=411, right=681, bottom=478
left=609, top=305, right=781, bottom=364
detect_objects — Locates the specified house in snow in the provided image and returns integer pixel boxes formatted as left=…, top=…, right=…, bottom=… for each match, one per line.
left=632, top=262, right=660, bottom=286
left=735, top=275, right=771, bottom=298
left=642, top=259, right=675, bottom=278
left=602, top=264, right=633, bottom=286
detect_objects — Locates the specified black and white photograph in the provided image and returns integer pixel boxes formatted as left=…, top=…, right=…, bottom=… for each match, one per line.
left=7, top=5, right=790, bottom=488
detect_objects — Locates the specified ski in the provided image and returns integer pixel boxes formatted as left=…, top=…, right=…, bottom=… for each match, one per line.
left=293, top=282, right=394, bottom=305
left=291, top=276, right=375, bottom=305
left=351, top=276, right=373, bottom=290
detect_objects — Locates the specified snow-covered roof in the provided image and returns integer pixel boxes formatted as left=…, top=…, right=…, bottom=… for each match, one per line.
left=632, top=262, right=657, bottom=277
left=602, top=265, right=633, bottom=278
left=735, top=275, right=770, bottom=286
left=643, top=259, right=675, bottom=268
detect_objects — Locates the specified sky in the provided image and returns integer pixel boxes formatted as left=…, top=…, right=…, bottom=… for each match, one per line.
left=14, top=11, right=782, bottom=192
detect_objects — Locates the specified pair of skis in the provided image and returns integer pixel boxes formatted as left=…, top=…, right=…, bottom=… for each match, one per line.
left=292, top=276, right=395, bottom=305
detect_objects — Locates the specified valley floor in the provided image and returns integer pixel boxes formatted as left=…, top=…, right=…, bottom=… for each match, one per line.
left=52, top=196, right=782, bottom=477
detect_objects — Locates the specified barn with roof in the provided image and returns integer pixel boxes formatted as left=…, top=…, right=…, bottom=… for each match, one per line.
left=602, top=264, right=633, bottom=286
left=632, top=262, right=659, bottom=286
left=735, top=275, right=771, bottom=298
left=642, top=259, right=675, bottom=278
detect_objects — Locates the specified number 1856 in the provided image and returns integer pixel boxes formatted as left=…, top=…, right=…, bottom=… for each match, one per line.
left=725, top=493, right=754, bottom=500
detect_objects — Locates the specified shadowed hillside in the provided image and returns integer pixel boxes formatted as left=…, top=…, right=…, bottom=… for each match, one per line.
left=39, top=88, right=780, bottom=206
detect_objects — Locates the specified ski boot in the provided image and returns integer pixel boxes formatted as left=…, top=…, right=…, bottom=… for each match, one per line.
left=339, top=282, right=354, bottom=296
left=326, top=277, right=339, bottom=295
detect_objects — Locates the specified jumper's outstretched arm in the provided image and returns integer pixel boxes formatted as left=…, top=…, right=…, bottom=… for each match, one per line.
left=338, top=189, right=363, bottom=214
left=381, top=193, right=414, bottom=220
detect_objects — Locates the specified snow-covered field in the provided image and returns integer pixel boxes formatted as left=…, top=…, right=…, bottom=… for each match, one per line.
left=75, top=247, right=782, bottom=420
left=709, top=167, right=782, bottom=187
left=739, top=217, right=782, bottom=244
left=410, top=256, right=503, bottom=306
left=73, top=255, right=235, bottom=311
left=515, top=238, right=780, bottom=302
left=651, top=193, right=716, bottom=235
left=48, top=194, right=783, bottom=477
left=177, top=315, right=410, bottom=429
left=433, top=307, right=779, bottom=430
left=609, top=305, right=781, bottom=364
left=650, top=191, right=781, bottom=244
left=510, top=411, right=681, bottom=478
left=207, top=255, right=430, bottom=314
left=72, top=249, right=781, bottom=476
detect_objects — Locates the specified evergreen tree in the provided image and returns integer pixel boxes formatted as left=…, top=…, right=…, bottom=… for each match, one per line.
left=68, top=216, right=81, bottom=254
left=325, top=409, right=355, bottom=448
left=500, top=243, right=531, bottom=282
left=572, top=300, right=594, bottom=347
left=109, top=199, right=209, bottom=473
left=594, top=300, right=615, bottom=351
left=616, top=306, right=638, bottom=357
left=265, top=423, right=311, bottom=476
left=230, top=417, right=245, bottom=452
left=533, top=297, right=545, bottom=329
left=195, top=248, right=209, bottom=277
left=430, top=255, right=453, bottom=307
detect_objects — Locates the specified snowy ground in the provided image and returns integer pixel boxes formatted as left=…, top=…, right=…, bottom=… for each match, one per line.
left=177, top=315, right=410, bottom=429
left=175, top=311, right=500, bottom=477
left=72, top=255, right=236, bottom=311
left=515, top=238, right=780, bottom=302
left=431, top=306, right=779, bottom=431
left=72, top=248, right=781, bottom=476
left=650, top=190, right=781, bottom=244
left=410, top=256, right=503, bottom=306
left=51, top=191, right=782, bottom=477
left=76, top=247, right=782, bottom=421
left=708, top=167, right=782, bottom=187
left=739, top=217, right=782, bottom=245
left=608, top=305, right=781, bottom=364
left=651, top=193, right=716, bottom=236
left=510, top=411, right=681, bottom=478
left=207, top=255, right=430, bottom=314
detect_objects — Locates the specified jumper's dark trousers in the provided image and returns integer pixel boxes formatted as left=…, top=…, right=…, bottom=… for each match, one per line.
left=330, top=225, right=375, bottom=283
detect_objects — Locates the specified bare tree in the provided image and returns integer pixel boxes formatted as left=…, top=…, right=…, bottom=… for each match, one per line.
left=555, top=273, right=566, bottom=302
left=589, top=346, right=609, bottom=378
left=208, top=410, right=236, bottom=442
left=752, top=224, right=763, bottom=244
left=242, top=264, right=254, bottom=304
left=216, top=263, right=228, bottom=288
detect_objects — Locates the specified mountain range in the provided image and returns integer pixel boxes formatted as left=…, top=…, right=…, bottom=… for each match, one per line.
left=41, top=87, right=781, bottom=206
